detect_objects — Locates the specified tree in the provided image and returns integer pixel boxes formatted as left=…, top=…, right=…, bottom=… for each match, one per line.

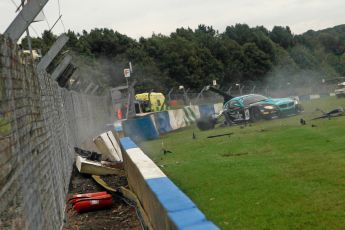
left=242, top=43, right=272, bottom=81
left=269, top=26, right=294, bottom=49
left=23, top=24, right=345, bottom=92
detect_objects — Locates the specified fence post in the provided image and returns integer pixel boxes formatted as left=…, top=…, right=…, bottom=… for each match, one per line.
left=240, top=85, right=244, bottom=95
left=195, top=86, right=206, bottom=105
left=251, top=85, right=256, bottom=94
left=168, top=88, right=174, bottom=104
left=227, top=86, right=232, bottom=95
left=4, top=0, right=49, bottom=42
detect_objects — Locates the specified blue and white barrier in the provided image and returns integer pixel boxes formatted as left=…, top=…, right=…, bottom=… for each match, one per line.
left=297, top=93, right=335, bottom=101
left=183, top=106, right=198, bottom=126
left=122, top=114, right=159, bottom=142
left=121, top=92, right=337, bottom=140
left=154, top=111, right=173, bottom=134
left=120, top=103, right=227, bottom=140
left=213, top=103, right=223, bottom=114
left=198, top=104, right=216, bottom=119
left=169, top=109, right=187, bottom=130
left=119, top=137, right=219, bottom=230
left=309, top=94, right=320, bottom=100
left=122, top=103, right=219, bottom=140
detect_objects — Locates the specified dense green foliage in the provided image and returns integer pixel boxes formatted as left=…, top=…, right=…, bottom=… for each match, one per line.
left=22, top=24, right=345, bottom=92
left=140, top=97, right=345, bottom=229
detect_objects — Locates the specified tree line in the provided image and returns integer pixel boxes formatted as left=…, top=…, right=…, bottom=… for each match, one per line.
left=22, top=24, right=345, bottom=93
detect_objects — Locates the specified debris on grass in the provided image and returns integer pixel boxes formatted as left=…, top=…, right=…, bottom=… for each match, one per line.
left=300, top=118, right=306, bottom=125
left=162, top=148, right=172, bottom=154
left=207, top=132, right=234, bottom=138
left=221, top=152, right=248, bottom=157
left=192, top=131, right=196, bottom=139
left=161, top=140, right=173, bottom=154
left=312, top=107, right=344, bottom=120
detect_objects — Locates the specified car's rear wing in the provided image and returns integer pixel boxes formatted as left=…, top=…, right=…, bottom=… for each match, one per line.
left=206, top=86, right=233, bottom=103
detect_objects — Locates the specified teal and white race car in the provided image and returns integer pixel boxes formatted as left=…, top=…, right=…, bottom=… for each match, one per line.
left=197, top=87, right=303, bottom=130
left=223, top=94, right=302, bottom=123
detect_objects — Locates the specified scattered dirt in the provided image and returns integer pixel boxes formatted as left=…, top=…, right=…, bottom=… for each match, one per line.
left=62, top=166, right=141, bottom=230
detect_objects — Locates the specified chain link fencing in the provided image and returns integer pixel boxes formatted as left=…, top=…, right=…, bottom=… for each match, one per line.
left=168, top=83, right=336, bottom=107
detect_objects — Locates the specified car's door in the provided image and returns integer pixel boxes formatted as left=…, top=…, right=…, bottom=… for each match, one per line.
left=227, top=100, right=243, bottom=120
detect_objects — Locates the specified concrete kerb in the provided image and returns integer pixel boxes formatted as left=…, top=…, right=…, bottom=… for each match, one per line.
left=119, top=137, right=219, bottom=230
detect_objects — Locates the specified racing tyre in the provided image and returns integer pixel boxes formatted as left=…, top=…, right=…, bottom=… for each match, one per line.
left=196, top=117, right=217, bottom=131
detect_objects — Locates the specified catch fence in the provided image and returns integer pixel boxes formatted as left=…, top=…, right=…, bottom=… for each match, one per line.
left=168, top=84, right=336, bottom=106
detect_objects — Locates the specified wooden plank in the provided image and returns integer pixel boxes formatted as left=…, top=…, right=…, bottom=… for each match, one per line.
left=120, top=187, right=154, bottom=230
left=91, top=175, right=117, bottom=192
left=93, top=131, right=122, bottom=162
left=107, top=131, right=123, bottom=161
left=75, top=156, right=123, bottom=176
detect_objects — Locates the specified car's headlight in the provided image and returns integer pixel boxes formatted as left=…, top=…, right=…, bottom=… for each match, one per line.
left=263, top=105, right=275, bottom=110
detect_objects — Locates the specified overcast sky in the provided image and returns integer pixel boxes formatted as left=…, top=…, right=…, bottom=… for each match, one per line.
left=1, top=0, right=345, bottom=39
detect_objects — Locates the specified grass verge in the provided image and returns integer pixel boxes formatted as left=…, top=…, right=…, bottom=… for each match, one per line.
left=140, top=97, right=345, bottom=230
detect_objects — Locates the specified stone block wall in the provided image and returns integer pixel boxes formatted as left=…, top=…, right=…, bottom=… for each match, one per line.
left=0, top=35, right=113, bottom=230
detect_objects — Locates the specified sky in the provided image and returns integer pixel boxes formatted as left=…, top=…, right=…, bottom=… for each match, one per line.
left=1, top=0, right=345, bottom=39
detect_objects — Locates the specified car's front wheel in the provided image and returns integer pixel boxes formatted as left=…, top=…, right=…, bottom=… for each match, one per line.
left=250, top=107, right=262, bottom=122
left=295, top=104, right=304, bottom=114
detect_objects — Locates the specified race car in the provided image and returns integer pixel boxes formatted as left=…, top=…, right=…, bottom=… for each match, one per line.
left=196, top=86, right=302, bottom=130
left=223, top=94, right=302, bottom=123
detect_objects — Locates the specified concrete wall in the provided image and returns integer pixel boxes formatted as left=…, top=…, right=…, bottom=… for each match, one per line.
left=119, top=137, right=219, bottom=230
left=0, top=36, right=113, bottom=229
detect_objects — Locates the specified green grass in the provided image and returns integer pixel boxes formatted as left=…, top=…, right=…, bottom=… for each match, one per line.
left=139, top=97, right=345, bottom=230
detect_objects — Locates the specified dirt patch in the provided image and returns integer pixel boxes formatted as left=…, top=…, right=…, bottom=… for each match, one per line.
left=63, top=166, right=141, bottom=230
